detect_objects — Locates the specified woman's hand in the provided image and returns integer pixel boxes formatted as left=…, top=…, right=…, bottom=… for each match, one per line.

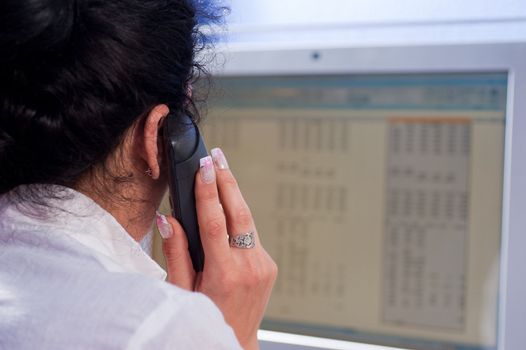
left=160, top=148, right=278, bottom=350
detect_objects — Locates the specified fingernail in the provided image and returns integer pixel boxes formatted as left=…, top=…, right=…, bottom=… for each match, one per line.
left=211, top=147, right=229, bottom=170
left=200, top=156, right=215, bottom=184
left=156, top=211, right=173, bottom=239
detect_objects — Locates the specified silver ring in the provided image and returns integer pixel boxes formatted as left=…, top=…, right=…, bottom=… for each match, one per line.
left=229, top=231, right=256, bottom=249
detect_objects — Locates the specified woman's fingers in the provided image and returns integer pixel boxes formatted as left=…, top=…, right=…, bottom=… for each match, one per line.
left=158, top=213, right=196, bottom=290
left=210, top=148, right=257, bottom=245
left=194, top=156, right=232, bottom=265
left=193, top=148, right=278, bottom=350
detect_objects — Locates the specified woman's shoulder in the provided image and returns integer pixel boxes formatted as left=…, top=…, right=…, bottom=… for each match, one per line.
left=0, top=231, right=241, bottom=350
left=80, top=270, right=241, bottom=349
left=75, top=269, right=241, bottom=349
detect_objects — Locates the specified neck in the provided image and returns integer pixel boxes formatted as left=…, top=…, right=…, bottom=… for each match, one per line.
left=76, top=178, right=167, bottom=242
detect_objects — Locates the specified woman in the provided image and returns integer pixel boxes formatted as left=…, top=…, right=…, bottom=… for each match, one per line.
left=0, top=0, right=277, bottom=349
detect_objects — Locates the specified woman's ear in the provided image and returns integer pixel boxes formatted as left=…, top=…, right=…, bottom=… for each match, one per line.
left=140, top=104, right=169, bottom=180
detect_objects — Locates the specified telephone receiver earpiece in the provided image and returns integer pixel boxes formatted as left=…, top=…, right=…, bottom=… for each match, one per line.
left=163, top=112, right=207, bottom=272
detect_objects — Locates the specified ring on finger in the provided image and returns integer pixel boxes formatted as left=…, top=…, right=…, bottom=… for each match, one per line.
left=229, top=231, right=256, bottom=249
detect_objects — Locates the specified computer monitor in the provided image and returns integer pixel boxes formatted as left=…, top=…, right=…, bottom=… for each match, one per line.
left=194, top=43, right=525, bottom=350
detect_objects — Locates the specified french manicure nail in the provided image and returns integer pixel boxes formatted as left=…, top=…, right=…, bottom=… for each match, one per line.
left=156, top=211, right=173, bottom=239
left=211, top=147, right=229, bottom=170
left=200, top=156, right=215, bottom=184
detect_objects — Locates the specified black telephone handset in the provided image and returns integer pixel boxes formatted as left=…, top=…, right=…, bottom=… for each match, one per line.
left=163, top=112, right=207, bottom=272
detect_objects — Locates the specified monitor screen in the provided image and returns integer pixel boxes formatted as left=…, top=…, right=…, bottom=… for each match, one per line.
left=200, top=73, right=507, bottom=350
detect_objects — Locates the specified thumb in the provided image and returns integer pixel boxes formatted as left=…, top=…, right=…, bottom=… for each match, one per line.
left=156, top=212, right=196, bottom=290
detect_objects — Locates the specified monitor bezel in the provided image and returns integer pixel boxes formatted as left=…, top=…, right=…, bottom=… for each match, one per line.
left=208, top=42, right=526, bottom=350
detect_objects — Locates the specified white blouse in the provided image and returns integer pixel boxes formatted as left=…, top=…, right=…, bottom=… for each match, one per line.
left=0, top=185, right=242, bottom=349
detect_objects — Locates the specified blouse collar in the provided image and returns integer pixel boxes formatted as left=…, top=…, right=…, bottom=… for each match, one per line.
left=0, top=185, right=167, bottom=281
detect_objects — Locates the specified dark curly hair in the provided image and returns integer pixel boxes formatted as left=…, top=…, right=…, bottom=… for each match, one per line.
left=0, top=0, right=225, bottom=196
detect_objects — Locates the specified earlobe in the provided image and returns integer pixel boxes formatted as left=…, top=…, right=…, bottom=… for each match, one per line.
left=142, top=104, right=169, bottom=180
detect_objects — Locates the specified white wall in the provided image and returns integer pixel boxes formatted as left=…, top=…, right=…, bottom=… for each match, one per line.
left=227, top=0, right=526, bottom=25
left=221, top=0, right=526, bottom=49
